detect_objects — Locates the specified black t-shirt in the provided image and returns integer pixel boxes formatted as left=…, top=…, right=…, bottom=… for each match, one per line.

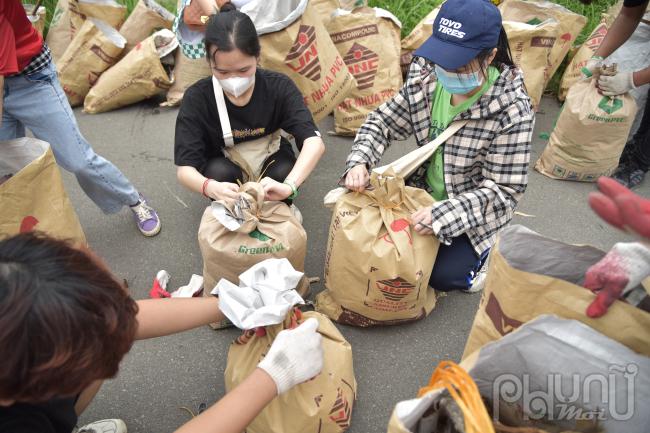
left=623, top=0, right=648, bottom=7
left=174, top=68, right=320, bottom=171
left=0, top=397, right=77, bottom=433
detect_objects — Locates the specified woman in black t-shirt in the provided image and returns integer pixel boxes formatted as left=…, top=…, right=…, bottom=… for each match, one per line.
left=174, top=2, right=324, bottom=204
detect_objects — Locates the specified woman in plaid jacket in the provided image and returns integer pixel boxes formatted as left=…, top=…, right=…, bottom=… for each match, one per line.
left=344, top=0, right=534, bottom=292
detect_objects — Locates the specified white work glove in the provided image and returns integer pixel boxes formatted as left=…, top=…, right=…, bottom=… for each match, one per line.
left=598, top=71, right=637, bottom=96
left=582, top=56, right=603, bottom=77
left=583, top=242, right=650, bottom=318
left=258, top=318, right=324, bottom=394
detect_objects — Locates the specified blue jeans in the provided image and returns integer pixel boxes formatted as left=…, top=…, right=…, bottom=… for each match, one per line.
left=429, top=234, right=487, bottom=291
left=1, top=61, right=139, bottom=213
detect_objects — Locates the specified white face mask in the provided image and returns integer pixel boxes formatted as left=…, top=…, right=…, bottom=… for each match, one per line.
left=218, top=75, right=255, bottom=98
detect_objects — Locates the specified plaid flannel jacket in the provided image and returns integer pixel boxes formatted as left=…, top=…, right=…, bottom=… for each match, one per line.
left=345, top=57, right=534, bottom=256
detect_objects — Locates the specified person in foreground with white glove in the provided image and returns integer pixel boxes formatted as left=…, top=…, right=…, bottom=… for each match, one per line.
left=583, top=176, right=650, bottom=317
left=581, top=0, right=650, bottom=188
left=0, top=233, right=323, bottom=433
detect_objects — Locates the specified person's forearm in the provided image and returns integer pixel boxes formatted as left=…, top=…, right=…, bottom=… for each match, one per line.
left=633, top=65, right=650, bottom=87
left=196, top=0, right=218, bottom=16
left=135, top=297, right=225, bottom=340
left=174, top=368, right=277, bottom=433
left=177, top=165, right=208, bottom=195
left=285, top=137, right=325, bottom=187
left=595, top=6, right=645, bottom=59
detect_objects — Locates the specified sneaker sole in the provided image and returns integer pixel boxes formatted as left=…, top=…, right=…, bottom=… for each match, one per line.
left=140, top=223, right=161, bottom=237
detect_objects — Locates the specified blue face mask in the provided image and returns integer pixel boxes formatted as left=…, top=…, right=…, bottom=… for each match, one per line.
left=434, top=64, right=483, bottom=95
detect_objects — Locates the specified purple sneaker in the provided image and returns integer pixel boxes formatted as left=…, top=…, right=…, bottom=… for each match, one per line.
left=130, top=194, right=161, bottom=237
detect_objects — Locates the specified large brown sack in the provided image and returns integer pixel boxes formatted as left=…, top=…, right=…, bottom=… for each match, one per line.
left=255, top=0, right=356, bottom=122
left=84, top=30, right=176, bottom=113
left=310, top=0, right=338, bottom=26
left=119, top=0, right=175, bottom=54
left=69, top=0, right=127, bottom=36
left=398, top=6, right=441, bottom=77
left=535, top=69, right=637, bottom=181
left=499, top=0, right=587, bottom=91
left=558, top=13, right=616, bottom=101
left=502, top=19, right=559, bottom=108
left=327, top=7, right=402, bottom=135
left=198, top=183, right=308, bottom=295
left=316, top=171, right=438, bottom=327
left=58, top=18, right=126, bottom=107
left=0, top=138, right=86, bottom=245
left=46, top=0, right=73, bottom=62
left=461, top=225, right=650, bottom=359
left=225, top=309, right=356, bottom=433
left=163, top=48, right=211, bottom=107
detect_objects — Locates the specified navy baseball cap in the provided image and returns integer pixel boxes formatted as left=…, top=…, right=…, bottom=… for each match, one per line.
left=414, top=0, right=502, bottom=70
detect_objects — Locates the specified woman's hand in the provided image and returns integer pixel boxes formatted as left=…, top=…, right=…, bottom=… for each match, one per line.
left=344, top=164, right=370, bottom=192
left=206, top=181, right=239, bottom=202
left=261, top=177, right=293, bottom=201
left=411, top=207, right=434, bottom=236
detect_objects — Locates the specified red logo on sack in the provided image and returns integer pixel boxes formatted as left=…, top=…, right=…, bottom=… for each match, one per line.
left=381, top=218, right=413, bottom=245
left=376, top=277, right=415, bottom=301
left=284, top=25, right=320, bottom=81
left=586, top=23, right=608, bottom=51
left=485, top=292, right=523, bottom=336
left=20, top=216, right=39, bottom=233
left=343, top=42, right=379, bottom=90
left=328, top=388, right=352, bottom=429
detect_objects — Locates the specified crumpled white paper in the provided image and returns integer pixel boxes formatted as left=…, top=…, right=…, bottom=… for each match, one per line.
left=171, top=274, right=203, bottom=298
left=211, top=258, right=304, bottom=329
left=211, top=201, right=242, bottom=231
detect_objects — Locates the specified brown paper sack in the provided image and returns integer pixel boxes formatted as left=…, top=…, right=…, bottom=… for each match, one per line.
left=316, top=171, right=438, bottom=327
left=84, top=30, right=177, bottom=113
left=22, top=4, right=47, bottom=37
left=258, top=1, right=356, bottom=123
left=502, top=19, right=559, bottom=108
left=224, top=309, right=356, bottom=433
left=46, top=0, right=73, bottom=62
left=198, top=183, right=308, bottom=296
left=70, top=0, right=127, bottom=36
left=58, top=18, right=126, bottom=107
left=310, top=0, right=339, bottom=26
left=558, top=13, right=616, bottom=101
left=462, top=225, right=650, bottom=359
left=535, top=71, right=637, bottom=181
left=119, top=0, right=175, bottom=54
left=0, top=138, right=86, bottom=245
left=499, top=0, right=587, bottom=91
left=399, top=6, right=440, bottom=78
left=328, top=7, right=403, bottom=136
left=163, top=49, right=211, bottom=107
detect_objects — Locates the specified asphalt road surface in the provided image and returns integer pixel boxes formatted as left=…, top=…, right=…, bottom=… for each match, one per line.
left=59, top=95, right=645, bottom=432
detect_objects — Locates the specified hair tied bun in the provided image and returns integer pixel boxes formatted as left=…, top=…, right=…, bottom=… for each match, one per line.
left=220, top=2, right=237, bottom=12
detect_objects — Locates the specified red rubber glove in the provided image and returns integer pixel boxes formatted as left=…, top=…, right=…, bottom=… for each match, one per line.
left=583, top=243, right=650, bottom=317
left=149, top=270, right=171, bottom=299
left=589, top=177, right=650, bottom=240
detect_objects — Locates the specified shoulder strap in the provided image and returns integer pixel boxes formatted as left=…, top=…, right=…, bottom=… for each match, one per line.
left=212, top=76, right=235, bottom=148
left=373, top=119, right=469, bottom=178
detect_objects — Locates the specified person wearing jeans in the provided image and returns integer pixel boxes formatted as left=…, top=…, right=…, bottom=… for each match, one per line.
left=1, top=0, right=161, bottom=236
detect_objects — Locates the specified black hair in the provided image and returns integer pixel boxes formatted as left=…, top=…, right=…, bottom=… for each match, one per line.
left=204, top=1, right=260, bottom=65
left=476, top=26, right=515, bottom=78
